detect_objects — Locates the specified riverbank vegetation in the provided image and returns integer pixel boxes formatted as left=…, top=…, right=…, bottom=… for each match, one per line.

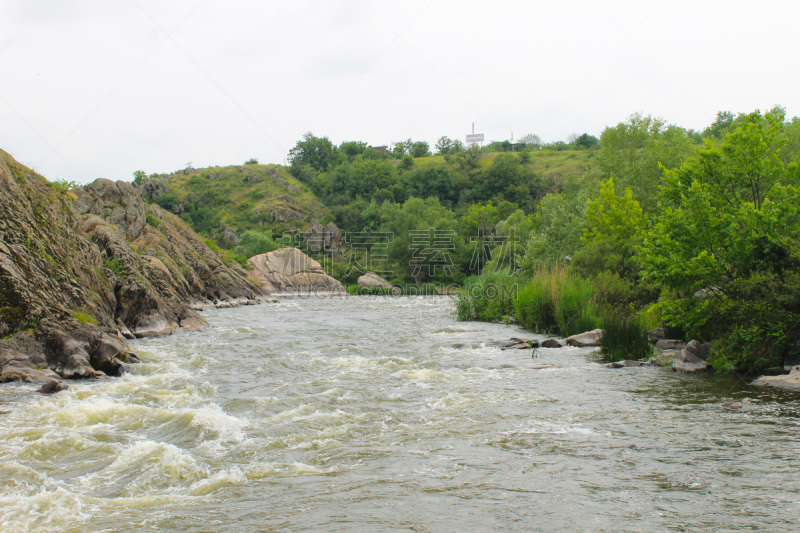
left=455, top=107, right=800, bottom=373
left=134, top=105, right=800, bottom=373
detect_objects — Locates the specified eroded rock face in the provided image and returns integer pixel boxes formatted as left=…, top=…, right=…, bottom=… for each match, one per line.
left=0, top=148, right=267, bottom=381
left=305, top=219, right=344, bottom=254
left=751, top=366, right=800, bottom=392
left=248, top=247, right=345, bottom=294
left=672, top=340, right=711, bottom=373
left=566, top=329, right=604, bottom=347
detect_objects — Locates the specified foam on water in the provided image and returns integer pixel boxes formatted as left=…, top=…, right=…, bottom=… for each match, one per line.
left=1, top=297, right=799, bottom=532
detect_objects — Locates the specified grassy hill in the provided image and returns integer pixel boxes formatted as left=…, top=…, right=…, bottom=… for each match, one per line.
left=406, top=149, right=593, bottom=190
left=144, top=163, right=327, bottom=245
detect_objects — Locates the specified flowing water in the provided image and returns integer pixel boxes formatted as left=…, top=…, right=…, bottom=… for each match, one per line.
left=1, top=296, right=799, bottom=532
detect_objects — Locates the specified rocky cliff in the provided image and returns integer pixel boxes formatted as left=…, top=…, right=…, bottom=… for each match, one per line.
left=0, top=149, right=267, bottom=383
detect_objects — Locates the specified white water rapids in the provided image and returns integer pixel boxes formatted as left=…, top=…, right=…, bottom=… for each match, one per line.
left=1, top=296, right=799, bottom=531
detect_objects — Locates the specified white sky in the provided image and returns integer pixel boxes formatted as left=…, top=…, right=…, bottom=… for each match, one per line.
left=1, top=0, right=799, bottom=184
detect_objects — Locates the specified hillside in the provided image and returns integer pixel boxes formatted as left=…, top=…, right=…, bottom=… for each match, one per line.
left=141, top=163, right=327, bottom=246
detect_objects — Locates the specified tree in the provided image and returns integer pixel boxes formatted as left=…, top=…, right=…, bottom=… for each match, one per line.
left=575, top=133, right=600, bottom=150
left=392, top=139, right=412, bottom=158
left=435, top=136, right=455, bottom=155
left=590, top=113, right=696, bottom=213
left=245, top=158, right=259, bottom=165
left=518, top=133, right=542, bottom=150
left=641, top=108, right=800, bottom=371
left=411, top=141, right=431, bottom=158
left=288, top=132, right=338, bottom=172
left=132, top=170, right=146, bottom=184
left=702, top=111, right=736, bottom=139
left=572, top=179, right=652, bottom=308
left=234, top=230, right=278, bottom=259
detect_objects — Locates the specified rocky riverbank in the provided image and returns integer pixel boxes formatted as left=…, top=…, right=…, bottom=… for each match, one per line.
left=1, top=149, right=268, bottom=385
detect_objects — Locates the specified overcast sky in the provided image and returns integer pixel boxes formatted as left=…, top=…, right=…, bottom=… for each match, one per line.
left=1, top=0, right=799, bottom=184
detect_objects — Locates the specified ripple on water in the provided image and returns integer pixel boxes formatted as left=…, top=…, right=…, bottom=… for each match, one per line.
left=2, top=297, right=800, bottom=532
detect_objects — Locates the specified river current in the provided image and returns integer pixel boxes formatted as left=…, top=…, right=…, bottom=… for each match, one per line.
left=1, top=296, right=799, bottom=532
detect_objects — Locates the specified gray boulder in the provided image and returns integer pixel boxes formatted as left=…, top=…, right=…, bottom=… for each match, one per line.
left=566, top=329, right=603, bottom=347
left=751, top=365, right=800, bottom=392
left=655, top=339, right=686, bottom=351
left=647, top=328, right=666, bottom=343
left=672, top=340, right=711, bottom=373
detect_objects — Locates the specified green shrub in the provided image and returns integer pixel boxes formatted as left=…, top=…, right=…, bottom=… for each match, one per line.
left=72, top=310, right=98, bottom=326
left=104, top=257, right=125, bottom=276
left=514, top=266, right=600, bottom=335
left=456, top=270, right=519, bottom=322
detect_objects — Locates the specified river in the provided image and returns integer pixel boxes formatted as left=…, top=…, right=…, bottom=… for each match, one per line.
left=1, top=296, right=799, bottom=531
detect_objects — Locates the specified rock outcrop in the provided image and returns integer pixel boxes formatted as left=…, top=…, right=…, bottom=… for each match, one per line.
left=1, top=149, right=267, bottom=382
left=305, top=219, right=344, bottom=254
left=248, top=247, right=345, bottom=295
left=751, top=366, right=800, bottom=392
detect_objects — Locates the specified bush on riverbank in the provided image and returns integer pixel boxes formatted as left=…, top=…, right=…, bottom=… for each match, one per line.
left=456, top=271, right=518, bottom=322
left=600, top=315, right=652, bottom=361
left=513, top=266, right=600, bottom=336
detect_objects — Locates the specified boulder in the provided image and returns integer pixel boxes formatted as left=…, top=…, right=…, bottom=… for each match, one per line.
left=653, top=349, right=679, bottom=367
left=672, top=340, right=711, bottom=373
left=247, top=247, right=346, bottom=295
left=540, top=339, right=564, bottom=349
left=647, top=328, right=666, bottom=343
left=357, top=271, right=393, bottom=288
left=566, top=329, right=603, bottom=347
left=39, top=379, right=69, bottom=394
left=89, top=332, right=137, bottom=375
left=655, top=339, right=686, bottom=351
left=751, top=365, right=800, bottom=392
left=1, top=366, right=60, bottom=382
left=132, top=311, right=177, bottom=338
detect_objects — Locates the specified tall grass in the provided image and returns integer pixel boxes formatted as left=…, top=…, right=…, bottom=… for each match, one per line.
left=456, top=270, right=520, bottom=322
left=600, top=315, right=652, bottom=361
left=513, top=265, right=600, bottom=336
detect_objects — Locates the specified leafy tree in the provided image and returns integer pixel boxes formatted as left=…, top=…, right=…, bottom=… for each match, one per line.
left=339, top=141, right=367, bottom=160
left=406, top=165, right=461, bottom=205
left=590, top=113, right=696, bottom=213
left=435, top=136, right=455, bottom=155
left=392, top=139, right=412, bottom=158
left=378, top=197, right=464, bottom=284
left=702, top=111, right=736, bottom=139
left=575, top=133, right=600, bottom=150
left=572, top=179, right=652, bottom=308
left=245, top=158, right=259, bottom=165
left=518, top=133, right=542, bottom=150
left=234, top=230, right=278, bottom=258
left=411, top=141, right=431, bottom=158
left=641, top=108, right=800, bottom=371
left=289, top=133, right=338, bottom=172
left=132, top=170, right=146, bottom=184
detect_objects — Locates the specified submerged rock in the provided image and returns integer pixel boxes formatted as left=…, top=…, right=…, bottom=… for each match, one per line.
left=606, top=360, right=643, bottom=368
left=566, top=329, right=603, bottom=347
left=39, top=379, right=69, bottom=394
left=540, top=339, right=564, bottom=349
left=751, top=366, right=800, bottom=392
